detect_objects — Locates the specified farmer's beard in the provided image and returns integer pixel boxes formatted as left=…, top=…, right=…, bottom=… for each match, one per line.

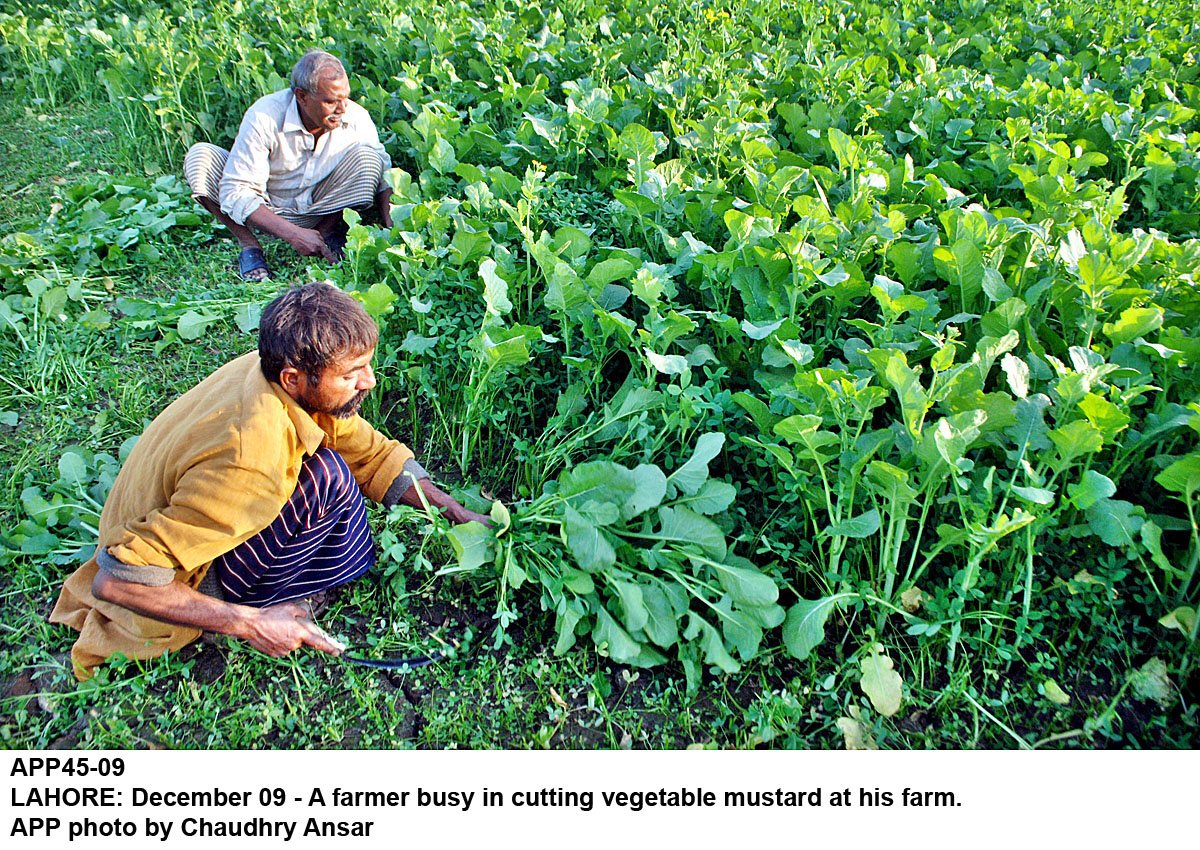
left=328, top=390, right=368, bottom=419
left=299, top=388, right=369, bottom=419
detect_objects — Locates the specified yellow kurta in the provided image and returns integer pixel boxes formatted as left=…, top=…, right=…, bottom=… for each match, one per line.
left=50, top=351, right=413, bottom=679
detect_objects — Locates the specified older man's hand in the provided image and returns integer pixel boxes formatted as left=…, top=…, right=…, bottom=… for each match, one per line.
left=288, top=227, right=336, bottom=262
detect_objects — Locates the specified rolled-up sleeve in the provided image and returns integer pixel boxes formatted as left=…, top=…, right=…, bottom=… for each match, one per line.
left=382, top=458, right=429, bottom=506
left=96, top=547, right=174, bottom=586
left=219, top=111, right=274, bottom=226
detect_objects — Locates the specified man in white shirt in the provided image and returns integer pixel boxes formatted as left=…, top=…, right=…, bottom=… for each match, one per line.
left=184, top=50, right=395, bottom=281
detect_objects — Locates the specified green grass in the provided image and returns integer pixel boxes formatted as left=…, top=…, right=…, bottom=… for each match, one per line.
left=0, top=106, right=121, bottom=229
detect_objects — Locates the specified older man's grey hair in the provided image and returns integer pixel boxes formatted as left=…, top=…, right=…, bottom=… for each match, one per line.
left=291, top=50, right=347, bottom=93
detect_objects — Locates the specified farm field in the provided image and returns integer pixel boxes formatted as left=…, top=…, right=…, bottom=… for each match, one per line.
left=0, top=0, right=1197, bottom=749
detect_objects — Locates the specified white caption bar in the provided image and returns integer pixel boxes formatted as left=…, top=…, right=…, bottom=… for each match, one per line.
left=2, top=750, right=1191, bottom=849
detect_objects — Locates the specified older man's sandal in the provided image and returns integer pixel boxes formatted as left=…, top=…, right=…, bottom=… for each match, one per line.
left=237, top=247, right=272, bottom=281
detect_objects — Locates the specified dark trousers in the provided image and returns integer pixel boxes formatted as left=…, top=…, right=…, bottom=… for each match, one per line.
left=214, top=448, right=375, bottom=606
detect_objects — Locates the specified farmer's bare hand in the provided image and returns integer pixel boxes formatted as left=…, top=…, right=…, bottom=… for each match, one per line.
left=288, top=227, right=335, bottom=262
left=444, top=503, right=493, bottom=527
left=400, top=478, right=494, bottom=527
left=243, top=602, right=343, bottom=657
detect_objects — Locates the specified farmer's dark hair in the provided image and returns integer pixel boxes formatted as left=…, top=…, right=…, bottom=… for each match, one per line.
left=291, top=49, right=347, bottom=94
left=259, top=283, right=378, bottom=383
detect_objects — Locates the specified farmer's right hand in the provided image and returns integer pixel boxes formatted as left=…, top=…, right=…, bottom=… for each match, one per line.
left=288, top=227, right=335, bottom=262
left=244, top=602, right=343, bottom=657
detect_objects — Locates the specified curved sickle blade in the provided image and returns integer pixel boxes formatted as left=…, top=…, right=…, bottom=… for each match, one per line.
left=339, top=649, right=447, bottom=670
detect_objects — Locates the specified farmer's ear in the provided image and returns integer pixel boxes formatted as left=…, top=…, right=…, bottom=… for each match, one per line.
left=278, top=365, right=303, bottom=395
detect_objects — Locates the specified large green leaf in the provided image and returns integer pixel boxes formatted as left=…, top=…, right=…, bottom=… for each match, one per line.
left=544, top=263, right=588, bottom=315
left=479, top=258, right=512, bottom=316
left=177, top=309, right=217, bottom=341
left=428, top=133, right=457, bottom=174
left=450, top=227, right=492, bottom=266
left=1000, top=352, right=1030, bottom=398
left=666, top=432, right=725, bottom=496
left=1007, top=395, right=1053, bottom=457
left=533, top=238, right=588, bottom=314
left=562, top=569, right=595, bottom=595
left=731, top=264, right=774, bottom=321
left=614, top=188, right=659, bottom=216
left=1048, top=419, right=1104, bottom=466
left=1159, top=607, right=1196, bottom=638
left=827, top=127, right=862, bottom=172
left=617, top=123, right=663, bottom=185
left=623, top=463, right=667, bottom=519
left=738, top=599, right=786, bottom=629
left=21, top=486, right=57, bottom=525
left=1079, top=393, right=1130, bottom=441
left=882, top=351, right=930, bottom=438
left=552, top=226, right=591, bottom=261
left=612, top=580, right=649, bottom=632
left=587, top=256, right=638, bottom=287
left=596, top=284, right=630, bottom=310
left=553, top=600, right=585, bottom=655
left=657, top=506, right=727, bottom=560
left=741, top=317, right=783, bottom=340
left=1155, top=455, right=1200, bottom=499
left=644, top=349, right=689, bottom=375
left=774, top=415, right=838, bottom=459
left=1140, top=522, right=1181, bottom=579
left=1103, top=306, right=1164, bottom=345
left=1085, top=499, right=1145, bottom=547
left=825, top=509, right=881, bottom=539
left=782, top=596, right=839, bottom=660
left=732, top=391, right=780, bottom=433
left=57, top=450, right=90, bottom=489
left=933, top=238, right=984, bottom=309
left=574, top=499, right=620, bottom=526
left=233, top=303, right=261, bottom=334
left=710, top=561, right=778, bottom=608
left=559, top=461, right=637, bottom=508
left=593, top=605, right=645, bottom=665
left=714, top=596, right=765, bottom=660
left=400, top=332, right=439, bottom=355
left=866, top=461, right=917, bottom=504
left=563, top=505, right=616, bottom=572
left=975, top=331, right=1020, bottom=381
left=446, top=522, right=495, bottom=572
left=890, top=240, right=925, bottom=286
left=1068, top=470, right=1116, bottom=510
left=640, top=584, right=680, bottom=648
left=602, top=386, right=663, bottom=427
left=683, top=613, right=740, bottom=674
left=479, top=324, right=540, bottom=370
left=724, top=209, right=757, bottom=245
left=741, top=436, right=796, bottom=477
left=1011, top=485, right=1055, bottom=506
left=933, top=409, right=987, bottom=468
left=676, top=479, right=737, bottom=515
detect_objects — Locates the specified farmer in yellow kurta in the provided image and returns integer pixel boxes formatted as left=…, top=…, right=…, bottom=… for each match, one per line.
left=51, top=282, right=489, bottom=679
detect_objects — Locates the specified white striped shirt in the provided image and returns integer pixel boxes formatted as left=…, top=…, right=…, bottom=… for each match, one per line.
left=218, top=89, right=391, bottom=225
